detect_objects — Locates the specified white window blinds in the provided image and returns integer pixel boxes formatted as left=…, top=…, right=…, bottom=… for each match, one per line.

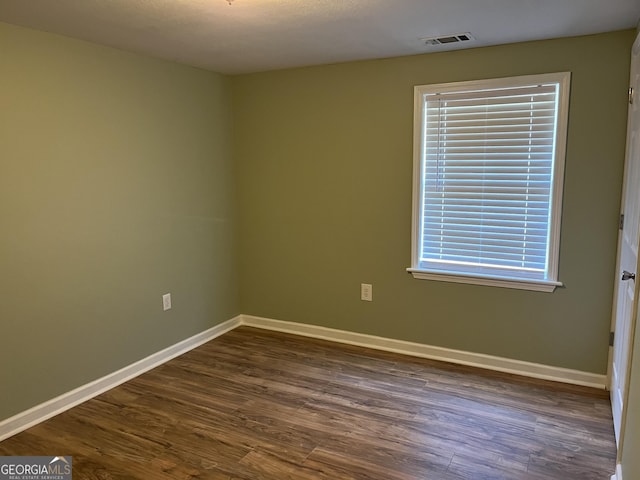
left=411, top=73, right=569, bottom=290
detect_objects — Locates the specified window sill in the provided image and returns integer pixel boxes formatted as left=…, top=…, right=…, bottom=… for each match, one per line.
left=406, top=268, right=562, bottom=292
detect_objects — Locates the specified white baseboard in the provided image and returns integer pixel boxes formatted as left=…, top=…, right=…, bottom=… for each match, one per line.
left=240, top=315, right=607, bottom=389
left=0, top=313, right=608, bottom=443
left=0, top=316, right=241, bottom=442
left=611, top=463, right=623, bottom=480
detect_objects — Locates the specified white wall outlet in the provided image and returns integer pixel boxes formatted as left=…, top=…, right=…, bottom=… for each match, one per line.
left=162, top=293, right=172, bottom=311
left=361, top=283, right=373, bottom=302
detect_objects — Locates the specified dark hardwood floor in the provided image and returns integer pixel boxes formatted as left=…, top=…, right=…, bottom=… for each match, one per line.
left=0, top=327, right=616, bottom=479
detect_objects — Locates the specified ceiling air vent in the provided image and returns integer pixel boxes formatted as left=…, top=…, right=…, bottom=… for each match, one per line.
left=422, top=33, right=474, bottom=46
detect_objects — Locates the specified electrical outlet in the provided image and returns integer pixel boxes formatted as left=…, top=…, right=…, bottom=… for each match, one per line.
left=162, top=293, right=172, bottom=311
left=361, top=283, right=373, bottom=302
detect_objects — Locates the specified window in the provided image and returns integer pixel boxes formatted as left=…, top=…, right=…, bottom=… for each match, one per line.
left=408, top=72, right=570, bottom=292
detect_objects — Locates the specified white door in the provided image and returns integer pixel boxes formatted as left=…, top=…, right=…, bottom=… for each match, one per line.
left=611, top=31, right=640, bottom=446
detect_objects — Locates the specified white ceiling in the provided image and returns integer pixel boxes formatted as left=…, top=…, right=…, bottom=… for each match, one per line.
left=0, top=0, right=638, bottom=74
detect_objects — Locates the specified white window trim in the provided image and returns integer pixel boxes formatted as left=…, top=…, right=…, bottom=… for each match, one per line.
left=408, top=72, right=571, bottom=292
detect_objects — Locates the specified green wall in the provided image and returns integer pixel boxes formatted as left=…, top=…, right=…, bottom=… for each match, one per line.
left=233, top=30, right=636, bottom=374
left=0, top=22, right=238, bottom=420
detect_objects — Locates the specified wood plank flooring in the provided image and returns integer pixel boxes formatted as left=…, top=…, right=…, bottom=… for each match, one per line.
left=0, top=327, right=616, bottom=479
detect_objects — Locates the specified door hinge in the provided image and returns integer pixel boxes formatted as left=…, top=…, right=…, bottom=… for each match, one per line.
left=630, top=87, right=635, bottom=105
left=610, top=331, right=615, bottom=347
left=620, top=214, right=625, bottom=230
